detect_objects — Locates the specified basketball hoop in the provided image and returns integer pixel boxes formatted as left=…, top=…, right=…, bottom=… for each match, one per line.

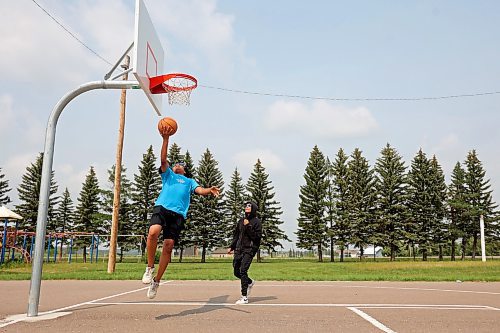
left=149, top=73, right=197, bottom=105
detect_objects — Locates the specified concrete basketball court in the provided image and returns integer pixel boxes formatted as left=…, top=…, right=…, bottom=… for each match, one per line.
left=1, top=280, right=499, bottom=332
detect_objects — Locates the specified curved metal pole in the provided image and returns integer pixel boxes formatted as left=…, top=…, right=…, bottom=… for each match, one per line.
left=27, top=80, right=139, bottom=317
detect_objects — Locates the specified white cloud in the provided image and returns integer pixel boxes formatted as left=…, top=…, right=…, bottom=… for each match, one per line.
left=0, top=1, right=251, bottom=88
left=264, top=100, right=379, bottom=138
left=3, top=153, right=38, bottom=204
left=76, top=0, right=133, bottom=65
left=0, top=94, right=46, bottom=148
left=56, top=163, right=111, bottom=201
left=4, top=153, right=35, bottom=174
left=420, top=133, right=493, bottom=185
left=0, top=1, right=131, bottom=88
left=424, top=133, right=463, bottom=174
left=157, top=0, right=234, bottom=50
left=57, top=165, right=90, bottom=200
left=233, top=149, right=285, bottom=172
left=0, top=2, right=84, bottom=85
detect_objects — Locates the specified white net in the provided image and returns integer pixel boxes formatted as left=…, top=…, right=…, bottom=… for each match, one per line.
left=166, top=90, right=193, bottom=105
left=163, top=76, right=196, bottom=105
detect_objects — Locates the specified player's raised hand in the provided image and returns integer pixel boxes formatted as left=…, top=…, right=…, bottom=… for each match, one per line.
left=210, top=186, right=220, bottom=197
left=161, top=126, right=176, bottom=137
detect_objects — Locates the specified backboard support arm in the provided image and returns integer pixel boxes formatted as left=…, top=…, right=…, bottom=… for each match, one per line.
left=104, top=42, right=135, bottom=80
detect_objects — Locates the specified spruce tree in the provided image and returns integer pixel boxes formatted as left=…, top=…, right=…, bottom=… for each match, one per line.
left=330, top=148, right=350, bottom=262
left=429, top=155, right=448, bottom=260
left=168, top=142, right=183, bottom=165
left=102, top=165, right=136, bottom=262
left=448, top=162, right=467, bottom=260
left=246, top=159, right=289, bottom=261
left=464, top=150, right=498, bottom=259
left=374, top=144, right=407, bottom=261
left=15, top=153, right=58, bottom=232
left=54, top=188, right=75, bottom=260
left=183, top=150, right=196, bottom=179
left=346, top=148, right=377, bottom=258
left=407, top=149, right=433, bottom=261
left=296, top=146, right=329, bottom=261
left=190, top=149, right=225, bottom=262
left=55, top=188, right=75, bottom=232
left=131, top=145, right=161, bottom=256
left=0, top=167, right=12, bottom=205
left=225, top=168, right=246, bottom=246
left=74, top=166, right=102, bottom=262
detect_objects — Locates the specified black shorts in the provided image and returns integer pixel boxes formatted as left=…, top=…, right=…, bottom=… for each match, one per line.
left=149, top=205, right=185, bottom=243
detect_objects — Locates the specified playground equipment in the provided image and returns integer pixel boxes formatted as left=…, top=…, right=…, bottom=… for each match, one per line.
left=1, top=204, right=145, bottom=268
left=0, top=223, right=104, bottom=265
left=0, top=228, right=33, bottom=264
left=0, top=206, right=24, bottom=264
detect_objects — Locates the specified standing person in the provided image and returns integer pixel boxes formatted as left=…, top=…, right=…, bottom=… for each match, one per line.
left=142, top=126, right=220, bottom=299
left=227, top=201, right=262, bottom=304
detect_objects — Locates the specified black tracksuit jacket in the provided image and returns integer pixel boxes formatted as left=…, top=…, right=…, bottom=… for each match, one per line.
left=230, top=202, right=262, bottom=255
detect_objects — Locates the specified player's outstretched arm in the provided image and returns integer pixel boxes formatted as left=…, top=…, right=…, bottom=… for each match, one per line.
left=194, top=186, right=220, bottom=197
left=159, top=127, right=176, bottom=173
left=160, top=135, right=169, bottom=173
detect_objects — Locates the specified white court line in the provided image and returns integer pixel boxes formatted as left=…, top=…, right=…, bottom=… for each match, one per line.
left=343, top=285, right=500, bottom=296
left=348, top=307, right=397, bottom=333
left=359, top=307, right=492, bottom=310
left=163, top=283, right=500, bottom=295
left=0, top=281, right=172, bottom=329
left=91, top=301, right=498, bottom=311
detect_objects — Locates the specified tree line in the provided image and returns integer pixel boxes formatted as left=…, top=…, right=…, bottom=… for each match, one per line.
left=1, top=143, right=499, bottom=263
left=0, top=143, right=288, bottom=262
left=296, top=144, right=499, bottom=262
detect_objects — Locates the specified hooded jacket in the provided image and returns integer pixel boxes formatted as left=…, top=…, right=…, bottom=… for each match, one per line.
left=230, top=201, right=262, bottom=254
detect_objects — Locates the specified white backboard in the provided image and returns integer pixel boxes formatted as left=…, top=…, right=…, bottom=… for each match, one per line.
left=132, top=0, right=164, bottom=116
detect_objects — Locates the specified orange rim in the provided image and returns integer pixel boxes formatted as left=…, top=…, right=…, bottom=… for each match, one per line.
left=149, top=73, right=197, bottom=94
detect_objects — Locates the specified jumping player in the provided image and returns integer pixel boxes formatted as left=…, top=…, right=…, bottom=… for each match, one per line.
left=142, top=126, right=220, bottom=299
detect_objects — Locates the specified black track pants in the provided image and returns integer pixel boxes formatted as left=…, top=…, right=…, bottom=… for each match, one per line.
left=233, top=252, right=254, bottom=296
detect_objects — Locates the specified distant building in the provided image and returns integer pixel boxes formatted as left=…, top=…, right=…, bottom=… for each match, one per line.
left=334, top=245, right=383, bottom=258
left=358, top=246, right=383, bottom=258
left=175, top=246, right=197, bottom=256
left=210, top=247, right=232, bottom=258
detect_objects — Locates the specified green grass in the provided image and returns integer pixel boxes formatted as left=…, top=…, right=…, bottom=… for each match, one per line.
left=1, top=258, right=500, bottom=281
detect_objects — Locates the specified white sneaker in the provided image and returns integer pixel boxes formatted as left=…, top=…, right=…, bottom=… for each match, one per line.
left=247, top=280, right=255, bottom=296
left=142, top=266, right=154, bottom=284
left=147, top=279, right=160, bottom=299
left=235, top=296, right=248, bottom=305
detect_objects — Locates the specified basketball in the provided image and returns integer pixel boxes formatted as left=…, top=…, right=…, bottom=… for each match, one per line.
left=157, top=117, right=178, bottom=136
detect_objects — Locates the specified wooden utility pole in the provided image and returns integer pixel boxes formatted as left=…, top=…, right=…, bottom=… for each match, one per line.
left=108, top=55, right=130, bottom=273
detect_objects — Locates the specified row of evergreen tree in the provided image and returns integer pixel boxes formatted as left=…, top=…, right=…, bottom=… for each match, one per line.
left=1, top=143, right=498, bottom=262
left=296, top=144, right=499, bottom=262
left=0, top=143, right=289, bottom=262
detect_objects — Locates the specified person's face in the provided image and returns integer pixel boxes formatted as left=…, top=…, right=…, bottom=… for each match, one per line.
left=244, top=203, right=252, bottom=213
left=172, top=162, right=186, bottom=175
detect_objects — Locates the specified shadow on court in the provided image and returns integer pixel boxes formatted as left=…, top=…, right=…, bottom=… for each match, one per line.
left=155, top=295, right=248, bottom=319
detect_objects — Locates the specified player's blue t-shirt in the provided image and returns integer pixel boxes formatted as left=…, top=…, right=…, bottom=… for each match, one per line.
left=155, top=167, right=199, bottom=219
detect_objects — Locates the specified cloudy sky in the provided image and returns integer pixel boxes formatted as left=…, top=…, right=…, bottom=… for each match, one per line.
left=1, top=1, right=500, bottom=249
